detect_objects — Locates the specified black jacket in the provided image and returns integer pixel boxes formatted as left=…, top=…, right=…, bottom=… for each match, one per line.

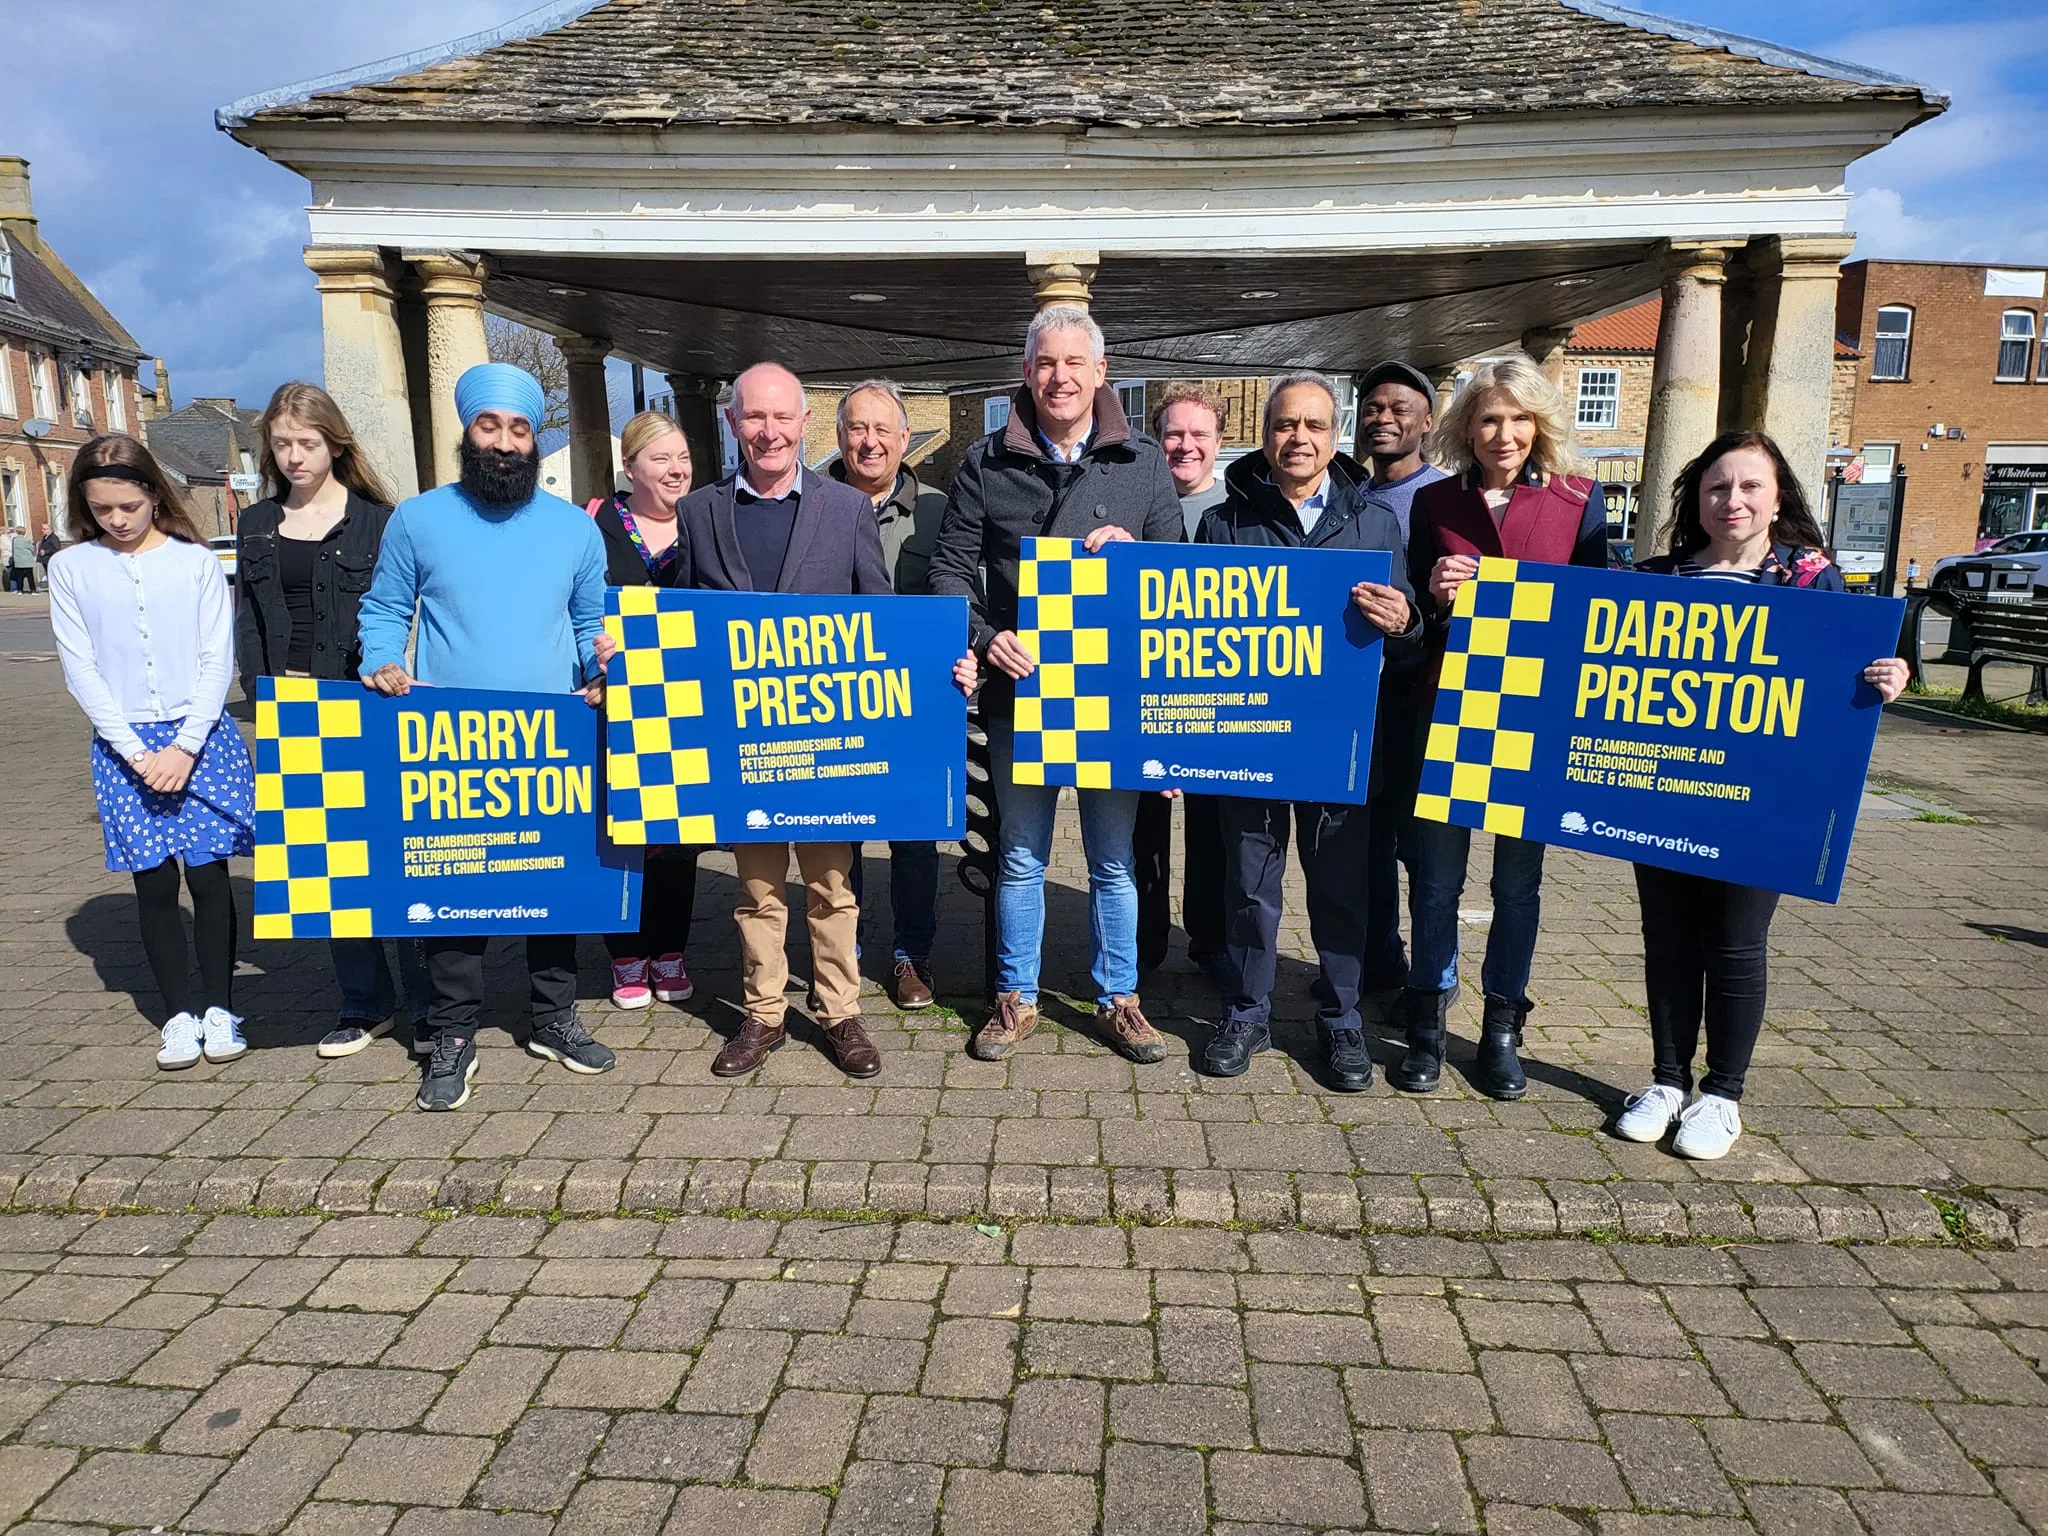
left=929, top=385, right=1182, bottom=711
left=672, top=467, right=892, bottom=596
left=235, top=491, right=393, bottom=688
left=592, top=494, right=683, bottom=588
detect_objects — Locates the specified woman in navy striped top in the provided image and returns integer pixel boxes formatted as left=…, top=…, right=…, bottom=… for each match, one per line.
left=1622, top=432, right=1907, bottom=1160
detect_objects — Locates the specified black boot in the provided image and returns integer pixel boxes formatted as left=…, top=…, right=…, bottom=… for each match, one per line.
left=1390, top=987, right=1450, bottom=1094
left=1473, top=995, right=1529, bottom=1101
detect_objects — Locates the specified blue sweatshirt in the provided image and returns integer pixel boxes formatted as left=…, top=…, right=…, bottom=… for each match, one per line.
left=357, top=483, right=606, bottom=694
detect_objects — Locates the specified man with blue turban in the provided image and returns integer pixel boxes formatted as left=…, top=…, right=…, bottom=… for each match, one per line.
left=358, top=360, right=615, bottom=1110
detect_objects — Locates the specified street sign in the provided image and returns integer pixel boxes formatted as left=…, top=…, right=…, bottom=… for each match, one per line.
left=228, top=473, right=262, bottom=494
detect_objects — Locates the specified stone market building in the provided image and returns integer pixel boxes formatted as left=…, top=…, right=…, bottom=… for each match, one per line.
left=218, top=0, right=1941, bottom=549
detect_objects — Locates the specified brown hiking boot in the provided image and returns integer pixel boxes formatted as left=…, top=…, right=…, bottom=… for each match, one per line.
left=821, top=1018, right=882, bottom=1078
left=1097, top=995, right=1167, bottom=1064
left=892, top=958, right=935, bottom=1009
left=712, top=1017, right=785, bottom=1077
left=970, top=991, right=1038, bottom=1061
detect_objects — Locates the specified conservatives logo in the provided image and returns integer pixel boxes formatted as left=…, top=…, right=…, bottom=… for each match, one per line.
left=1141, top=759, right=1166, bottom=779
left=406, top=902, right=434, bottom=923
left=745, top=809, right=772, bottom=830
left=1559, top=811, right=1590, bottom=835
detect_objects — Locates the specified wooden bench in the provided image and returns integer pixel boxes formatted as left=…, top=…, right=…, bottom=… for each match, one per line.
left=1947, top=594, right=2048, bottom=704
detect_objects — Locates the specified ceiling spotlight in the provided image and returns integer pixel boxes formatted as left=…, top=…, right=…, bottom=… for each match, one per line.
left=546, top=286, right=586, bottom=297
left=1239, top=290, right=1280, bottom=300
left=638, top=327, right=670, bottom=337
left=848, top=292, right=888, bottom=303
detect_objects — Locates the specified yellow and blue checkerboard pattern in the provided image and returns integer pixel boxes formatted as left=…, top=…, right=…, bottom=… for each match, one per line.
left=1414, top=558, right=1553, bottom=839
left=252, top=677, right=374, bottom=939
left=604, top=587, right=719, bottom=845
left=1012, top=539, right=1116, bottom=789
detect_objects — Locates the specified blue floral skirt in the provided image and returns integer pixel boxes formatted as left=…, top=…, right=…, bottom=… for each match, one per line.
left=91, top=718, right=255, bottom=873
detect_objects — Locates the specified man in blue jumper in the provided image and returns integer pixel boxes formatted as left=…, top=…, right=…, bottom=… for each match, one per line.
left=358, top=362, right=614, bottom=1111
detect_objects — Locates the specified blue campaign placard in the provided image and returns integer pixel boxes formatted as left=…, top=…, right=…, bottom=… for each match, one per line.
left=252, top=678, right=641, bottom=938
left=604, top=588, right=969, bottom=843
left=1012, top=539, right=1391, bottom=801
left=1415, top=557, right=1906, bottom=902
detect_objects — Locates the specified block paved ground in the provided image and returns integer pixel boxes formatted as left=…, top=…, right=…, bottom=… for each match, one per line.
left=3, top=638, right=2047, bottom=1531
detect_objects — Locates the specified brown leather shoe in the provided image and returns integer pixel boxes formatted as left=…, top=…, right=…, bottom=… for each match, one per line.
left=821, top=1017, right=882, bottom=1078
left=712, top=1017, right=785, bottom=1077
left=892, top=958, right=935, bottom=1009
left=1097, top=995, right=1167, bottom=1064
left=970, top=990, right=1038, bottom=1061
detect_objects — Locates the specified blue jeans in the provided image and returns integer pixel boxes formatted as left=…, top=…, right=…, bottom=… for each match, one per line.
left=1407, top=817, right=1546, bottom=1004
left=333, top=937, right=430, bottom=1025
left=850, top=842, right=941, bottom=961
left=986, top=715, right=1140, bottom=1007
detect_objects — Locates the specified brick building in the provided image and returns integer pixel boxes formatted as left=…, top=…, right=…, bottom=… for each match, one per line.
left=0, top=157, right=150, bottom=544
left=143, top=397, right=267, bottom=539
left=1835, top=260, right=2048, bottom=574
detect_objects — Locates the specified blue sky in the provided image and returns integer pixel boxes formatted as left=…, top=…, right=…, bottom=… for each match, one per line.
left=3, top=0, right=2043, bottom=409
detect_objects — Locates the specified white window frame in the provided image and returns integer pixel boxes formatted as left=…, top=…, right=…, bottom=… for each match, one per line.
left=1998, top=310, right=2037, bottom=382
left=1574, top=367, right=1621, bottom=430
left=0, top=344, right=14, bottom=418
left=70, top=366, right=94, bottom=428
left=1114, top=379, right=1146, bottom=430
left=1872, top=306, right=1912, bottom=381
left=105, top=372, right=125, bottom=432
left=1859, top=442, right=1898, bottom=475
left=1335, top=377, right=1358, bottom=449
left=716, top=412, right=739, bottom=478
left=0, top=466, right=22, bottom=528
left=983, top=395, right=1011, bottom=434
left=43, top=466, right=63, bottom=523
left=27, top=351, right=56, bottom=420
left=0, top=245, right=13, bottom=302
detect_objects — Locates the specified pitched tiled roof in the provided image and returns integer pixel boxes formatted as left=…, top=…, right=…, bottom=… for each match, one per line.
left=224, top=0, right=1938, bottom=131
left=1569, top=297, right=1859, bottom=357
left=144, top=401, right=263, bottom=483
left=0, top=229, right=142, bottom=358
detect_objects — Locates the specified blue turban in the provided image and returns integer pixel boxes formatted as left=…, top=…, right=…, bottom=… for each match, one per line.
left=454, top=362, right=546, bottom=433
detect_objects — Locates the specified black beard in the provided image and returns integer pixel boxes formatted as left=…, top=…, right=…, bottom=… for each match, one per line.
left=458, top=438, right=541, bottom=507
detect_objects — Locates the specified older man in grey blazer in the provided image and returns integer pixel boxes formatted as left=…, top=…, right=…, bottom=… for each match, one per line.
left=671, top=362, right=895, bottom=1080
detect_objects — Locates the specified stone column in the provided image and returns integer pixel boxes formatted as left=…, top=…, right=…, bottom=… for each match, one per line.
left=1025, top=250, right=1099, bottom=311
left=1638, top=243, right=1730, bottom=553
left=1741, top=235, right=1857, bottom=516
left=302, top=247, right=419, bottom=502
left=413, top=254, right=492, bottom=491
left=1520, top=325, right=1575, bottom=387
left=1430, top=365, right=1461, bottom=420
left=560, top=335, right=612, bottom=505
left=665, top=373, right=724, bottom=489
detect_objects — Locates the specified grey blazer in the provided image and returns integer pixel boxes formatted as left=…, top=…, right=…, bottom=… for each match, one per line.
left=672, top=466, right=894, bottom=597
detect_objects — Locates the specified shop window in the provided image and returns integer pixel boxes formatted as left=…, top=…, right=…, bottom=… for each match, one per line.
left=1997, top=311, right=2036, bottom=382
left=1871, top=306, right=1912, bottom=381
left=983, top=396, right=1011, bottom=434
left=1574, top=368, right=1620, bottom=430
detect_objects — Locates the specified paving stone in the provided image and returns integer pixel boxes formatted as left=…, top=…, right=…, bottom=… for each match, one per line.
left=1704, top=1420, right=1882, bottom=1487
left=1110, top=1382, right=1253, bottom=1448
left=471, top=1406, right=608, bottom=1511
left=676, top=1328, right=794, bottom=1412
left=1573, top=1354, right=1733, bottom=1416
left=315, top=1430, right=494, bottom=1506
left=131, top=1306, right=277, bottom=1385
left=255, top=1310, right=408, bottom=1367
left=1838, top=1398, right=1991, bottom=1494
left=1848, top=1491, right=2029, bottom=1536
left=670, top=1485, right=829, bottom=1536
left=921, top=1317, right=1017, bottom=1399
left=1480, top=1350, right=1598, bottom=1438
left=1603, top=1412, right=1742, bottom=1514
left=183, top=1426, right=350, bottom=1534
left=1697, top=1337, right=1832, bottom=1422
left=787, top=1332, right=926, bottom=1392
left=161, top=1363, right=313, bottom=1454
left=1209, top=1450, right=1368, bottom=1526
left=424, top=1348, right=553, bottom=1436
left=826, top=1458, right=944, bottom=1535
left=0, top=1445, right=78, bottom=1528
left=1249, top=1361, right=1352, bottom=1453
left=538, top=1347, right=687, bottom=1408
left=1101, top=1442, right=1206, bottom=1536
left=939, top=1468, right=1096, bottom=1535
left=858, top=1394, right=1006, bottom=1465
left=22, top=1383, right=190, bottom=1448
left=1243, top=1308, right=1377, bottom=1365
left=1357, top=1427, right=1481, bottom=1533
left=283, top=1366, right=447, bottom=1429
left=1156, top=1305, right=1246, bottom=1384
left=1023, top=1321, right=1154, bottom=1380
left=1463, top=1435, right=1632, bottom=1509
left=554, top=1478, right=674, bottom=1536
left=381, top=1292, right=510, bottom=1370
left=1005, top=1377, right=1105, bottom=1472
left=593, top=1410, right=754, bottom=1481
left=33, top=1448, right=226, bottom=1526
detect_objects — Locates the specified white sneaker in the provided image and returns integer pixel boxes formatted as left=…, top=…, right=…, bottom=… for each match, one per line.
left=156, top=1012, right=204, bottom=1070
left=201, top=1007, right=248, bottom=1064
left=1613, top=1084, right=1686, bottom=1143
left=1673, top=1093, right=1742, bottom=1160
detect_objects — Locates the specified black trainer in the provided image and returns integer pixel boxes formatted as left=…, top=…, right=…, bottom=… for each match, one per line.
left=527, top=1012, right=615, bottom=1075
left=417, top=1032, right=477, bottom=1112
left=1199, top=1017, right=1270, bottom=1077
left=1322, top=1027, right=1375, bottom=1093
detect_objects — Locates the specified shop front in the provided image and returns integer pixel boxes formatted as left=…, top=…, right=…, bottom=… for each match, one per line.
left=1979, top=451, right=2048, bottom=544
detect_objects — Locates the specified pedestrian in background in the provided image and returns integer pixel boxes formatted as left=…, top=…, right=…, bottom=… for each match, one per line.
left=1616, top=430, right=1906, bottom=1158
left=237, top=380, right=428, bottom=1060
left=8, top=525, right=36, bottom=593
left=590, top=408, right=702, bottom=1013
left=48, top=434, right=254, bottom=1071
left=830, top=378, right=951, bottom=1009
left=1399, top=352, right=1609, bottom=1101
left=358, top=362, right=615, bottom=1111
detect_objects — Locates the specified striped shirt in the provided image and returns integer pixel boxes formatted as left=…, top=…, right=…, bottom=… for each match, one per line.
left=1673, top=558, right=1765, bottom=584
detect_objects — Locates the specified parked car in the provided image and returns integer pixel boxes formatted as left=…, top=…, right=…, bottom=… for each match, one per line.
left=209, top=535, right=238, bottom=584
left=1931, top=531, right=2048, bottom=590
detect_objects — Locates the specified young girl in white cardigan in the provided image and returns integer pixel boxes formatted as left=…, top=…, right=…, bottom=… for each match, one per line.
left=48, top=434, right=255, bottom=1069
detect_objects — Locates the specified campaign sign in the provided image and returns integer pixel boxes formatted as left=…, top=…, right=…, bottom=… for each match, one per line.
left=604, top=587, right=969, bottom=843
left=1011, top=539, right=1390, bottom=801
left=1414, top=558, right=1906, bottom=901
left=252, top=677, right=641, bottom=938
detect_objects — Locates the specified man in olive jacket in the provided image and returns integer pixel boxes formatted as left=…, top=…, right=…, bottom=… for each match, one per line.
left=928, top=305, right=1183, bottom=1067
